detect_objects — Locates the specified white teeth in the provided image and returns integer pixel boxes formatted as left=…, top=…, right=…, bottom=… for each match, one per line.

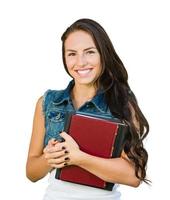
left=77, top=69, right=91, bottom=75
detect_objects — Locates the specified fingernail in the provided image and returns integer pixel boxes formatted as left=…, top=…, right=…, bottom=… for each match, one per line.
left=58, top=137, right=65, bottom=142
left=64, top=150, right=69, bottom=154
left=62, top=146, right=66, bottom=150
left=57, top=138, right=62, bottom=142
left=64, top=163, right=68, bottom=166
left=64, top=157, right=69, bottom=161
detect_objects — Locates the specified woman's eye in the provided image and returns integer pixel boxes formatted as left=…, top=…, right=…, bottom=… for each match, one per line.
left=68, top=53, right=76, bottom=56
left=87, top=51, right=95, bottom=54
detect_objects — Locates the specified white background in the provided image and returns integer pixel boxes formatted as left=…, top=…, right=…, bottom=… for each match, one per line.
left=0, top=0, right=169, bottom=199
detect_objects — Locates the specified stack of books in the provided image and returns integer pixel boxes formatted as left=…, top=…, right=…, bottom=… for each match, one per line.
left=55, top=112, right=128, bottom=191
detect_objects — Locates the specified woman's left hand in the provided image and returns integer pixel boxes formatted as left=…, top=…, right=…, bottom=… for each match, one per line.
left=54, top=132, right=82, bottom=167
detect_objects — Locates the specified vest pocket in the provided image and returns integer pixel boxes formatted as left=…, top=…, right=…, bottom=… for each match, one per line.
left=46, top=110, right=65, bottom=140
left=47, top=110, right=65, bottom=122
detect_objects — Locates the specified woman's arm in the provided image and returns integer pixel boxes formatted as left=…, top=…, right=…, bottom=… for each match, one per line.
left=75, top=149, right=140, bottom=187
left=26, top=97, right=52, bottom=182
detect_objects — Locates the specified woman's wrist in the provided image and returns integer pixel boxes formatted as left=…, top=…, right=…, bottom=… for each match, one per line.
left=74, top=149, right=89, bottom=167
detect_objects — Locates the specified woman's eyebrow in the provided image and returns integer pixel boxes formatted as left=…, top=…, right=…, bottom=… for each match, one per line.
left=66, top=49, right=77, bottom=52
left=66, top=47, right=96, bottom=52
left=84, top=47, right=96, bottom=51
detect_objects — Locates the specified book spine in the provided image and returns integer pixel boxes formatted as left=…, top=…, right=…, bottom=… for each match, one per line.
left=63, top=111, right=75, bottom=133
left=112, top=125, right=128, bottom=158
left=55, top=169, right=61, bottom=179
left=55, top=111, right=75, bottom=180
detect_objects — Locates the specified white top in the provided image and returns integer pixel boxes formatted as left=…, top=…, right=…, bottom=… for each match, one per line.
left=43, top=169, right=121, bottom=200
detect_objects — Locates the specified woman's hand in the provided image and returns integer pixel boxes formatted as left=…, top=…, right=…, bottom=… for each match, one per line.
left=43, top=132, right=81, bottom=169
left=43, top=137, right=68, bottom=169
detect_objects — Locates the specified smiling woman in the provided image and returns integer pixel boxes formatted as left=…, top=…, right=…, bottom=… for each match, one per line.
left=26, top=18, right=149, bottom=200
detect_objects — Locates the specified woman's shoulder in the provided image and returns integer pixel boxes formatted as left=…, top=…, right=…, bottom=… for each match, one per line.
left=42, top=89, right=65, bottom=102
left=41, top=89, right=66, bottom=113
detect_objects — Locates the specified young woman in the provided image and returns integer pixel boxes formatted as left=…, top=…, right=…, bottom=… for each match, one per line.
left=26, top=18, right=149, bottom=200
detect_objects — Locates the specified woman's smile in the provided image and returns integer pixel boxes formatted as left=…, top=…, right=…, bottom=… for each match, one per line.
left=76, top=68, right=93, bottom=77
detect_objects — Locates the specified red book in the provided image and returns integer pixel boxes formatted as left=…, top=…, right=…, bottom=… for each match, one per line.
left=55, top=112, right=128, bottom=190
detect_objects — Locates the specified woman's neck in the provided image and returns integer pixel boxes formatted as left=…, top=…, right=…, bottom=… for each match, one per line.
left=71, top=84, right=96, bottom=109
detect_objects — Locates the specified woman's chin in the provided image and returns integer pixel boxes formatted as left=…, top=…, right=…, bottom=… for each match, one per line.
left=75, top=78, right=95, bottom=87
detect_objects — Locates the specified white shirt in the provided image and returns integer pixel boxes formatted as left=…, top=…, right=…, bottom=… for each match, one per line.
left=43, top=169, right=121, bottom=200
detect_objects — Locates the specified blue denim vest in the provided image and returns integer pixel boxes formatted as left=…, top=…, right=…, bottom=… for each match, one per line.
left=42, top=80, right=114, bottom=147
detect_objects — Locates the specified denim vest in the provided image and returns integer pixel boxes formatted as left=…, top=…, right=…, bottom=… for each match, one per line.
left=42, top=80, right=114, bottom=147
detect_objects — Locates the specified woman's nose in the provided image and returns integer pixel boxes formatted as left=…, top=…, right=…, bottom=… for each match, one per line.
left=76, top=54, right=87, bottom=67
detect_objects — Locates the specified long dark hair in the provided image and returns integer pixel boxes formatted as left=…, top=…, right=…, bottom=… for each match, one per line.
left=61, top=18, right=149, bottom=183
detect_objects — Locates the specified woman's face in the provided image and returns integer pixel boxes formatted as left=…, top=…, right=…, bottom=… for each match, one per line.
left=64, top=30, right=102, bottom=87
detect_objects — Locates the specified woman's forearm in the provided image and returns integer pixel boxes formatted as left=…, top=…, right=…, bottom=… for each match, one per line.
left=26, top=154, right=52, bottom=182
left=76, top=150, right=140, bottom=187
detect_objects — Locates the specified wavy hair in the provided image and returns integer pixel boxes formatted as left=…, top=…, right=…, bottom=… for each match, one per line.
left=61, top=18, right=149, bottom=183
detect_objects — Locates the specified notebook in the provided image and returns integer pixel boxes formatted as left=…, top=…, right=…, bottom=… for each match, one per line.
left=55, top=112, right=128, bottom=190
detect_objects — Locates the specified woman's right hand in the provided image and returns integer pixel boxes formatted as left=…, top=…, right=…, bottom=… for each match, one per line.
left=43, top=138, right=69, bottom=169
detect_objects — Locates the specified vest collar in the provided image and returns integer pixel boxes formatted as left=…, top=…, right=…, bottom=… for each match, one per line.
left=53, top=80, right=108, bottom=113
